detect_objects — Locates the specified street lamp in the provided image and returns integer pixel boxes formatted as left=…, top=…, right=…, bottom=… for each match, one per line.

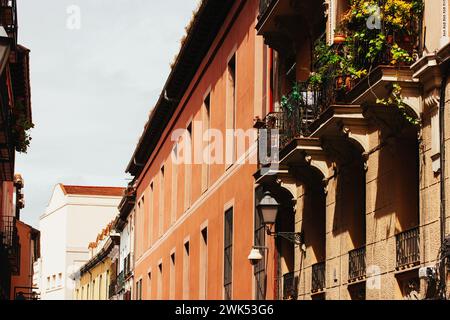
left=257, top=191, right=304, bottom=245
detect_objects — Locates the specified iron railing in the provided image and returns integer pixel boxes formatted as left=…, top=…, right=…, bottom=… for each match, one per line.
left=311, top=262, right=325, bottom=293
left=1, top=216, right=16, bottom=247
left=108, top=279, right=117, bottom=299
left=257, top=79, right=335, bottom=157
left=13, top=287, right=40, bottom=300
left=396, top=227, right=420, bottom=269
left=349, top=246, right=366, bottom=281
left=0, top=216, right=20, bottom=274
left=282, top=272, right=297, bottom=300
left=117, top=271, right=125, bottom=293
left=124, top=253, right=134, bottom=278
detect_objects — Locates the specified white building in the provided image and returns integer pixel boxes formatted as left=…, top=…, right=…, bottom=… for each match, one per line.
left=38, top=184, right=124, bottom=300
left=111, top=183, right=135, bottom=300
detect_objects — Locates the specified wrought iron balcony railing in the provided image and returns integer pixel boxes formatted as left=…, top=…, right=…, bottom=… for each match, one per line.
left=108, top=280, right=117, bottom=299
left=349, top=246, right=366, bottom=282
left=13, top=287, right=40, bottom=300
left=396, top=227, right=420, bottom=269
left=282, top=272, right=297, bottom=300
left=257, top=79, right=335, bottom=158
left=117, top=271, right=125, bottom=292
left=311, top=262, right=325, bottom=293
left=1, top=216, right=17, bottom=247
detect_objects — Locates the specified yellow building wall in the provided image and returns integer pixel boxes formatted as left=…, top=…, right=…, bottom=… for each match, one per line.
left=75, top=257, right=112, bottom=301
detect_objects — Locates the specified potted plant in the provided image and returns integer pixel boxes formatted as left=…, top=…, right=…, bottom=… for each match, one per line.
left=333, top=26, right=346, bottom=44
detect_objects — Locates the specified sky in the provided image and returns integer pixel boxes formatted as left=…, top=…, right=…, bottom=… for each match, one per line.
left=16, top=0, right=200, bottom=228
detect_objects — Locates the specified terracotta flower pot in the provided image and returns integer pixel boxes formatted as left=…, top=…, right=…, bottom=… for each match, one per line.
left=336, top=75, right=344, bottom=89
left=333, top=34, right=346, bottom=44
left=345, top=75, right=352, bottom=91
left=387, top=35, right=394, bottom=44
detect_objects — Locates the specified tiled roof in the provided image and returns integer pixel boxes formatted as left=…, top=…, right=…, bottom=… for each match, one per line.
left=60, top=184, right=124, bottom=197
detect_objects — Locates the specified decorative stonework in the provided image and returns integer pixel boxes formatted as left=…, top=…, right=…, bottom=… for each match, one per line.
left=424, top=88, right=440, bottom=111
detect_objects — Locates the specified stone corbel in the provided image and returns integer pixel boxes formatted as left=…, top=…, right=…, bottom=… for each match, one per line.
left=321, top=163, right=338, bottom=195
left=336, top=120, right=370, bottom=154
left=424, top=88, right=440, bottom=112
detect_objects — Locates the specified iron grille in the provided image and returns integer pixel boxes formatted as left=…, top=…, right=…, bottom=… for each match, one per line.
left=311, top=262, right=325, bottom=293
left=396, top=227, right=420, bottom=269
left=282, top=272, right=297, bottom=300
left=349, top=246, right=366, bottom=281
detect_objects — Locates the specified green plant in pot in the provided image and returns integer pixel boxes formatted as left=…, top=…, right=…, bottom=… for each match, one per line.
left=12, top=100, right=34, bottom=153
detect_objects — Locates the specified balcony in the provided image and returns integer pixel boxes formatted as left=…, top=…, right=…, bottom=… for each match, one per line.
left=256, top=0, right=324, bottom=54
left=282, top=272, right=297, bottom=300
left=13, top=287, right=40, bottom=300
left=116, top=271, right=125, bottom=293
left=0, top=216, right=20, bottom=274
left=123, top=253, right=134, bottom=279
left=311, top=262, right=325, bottom=293
left=108, top=279, right=117, bottom=299
left=349, top=246, right=366, bottom=282
left=396, top=227, right=420, bottom=270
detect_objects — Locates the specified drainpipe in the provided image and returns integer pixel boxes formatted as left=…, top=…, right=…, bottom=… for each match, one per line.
left=439, top=69, right=448, bottom=299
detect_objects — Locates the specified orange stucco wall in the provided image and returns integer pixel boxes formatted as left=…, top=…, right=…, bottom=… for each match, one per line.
left=133, top=0, right=276, bottom=300
left=10, top=221, right=34, bottom=300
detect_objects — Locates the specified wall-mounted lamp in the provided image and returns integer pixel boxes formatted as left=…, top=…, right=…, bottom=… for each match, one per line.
left=257, top=191, right=304, bottom=246
left=247, top=246, right=268, bottom=265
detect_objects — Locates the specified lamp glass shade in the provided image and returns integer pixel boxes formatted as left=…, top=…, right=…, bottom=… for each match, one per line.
left=257, top=191, right=279, bottom=225
left=248, top=249, right=263, bottom=261
left=261, top=206, right=278, bottom=225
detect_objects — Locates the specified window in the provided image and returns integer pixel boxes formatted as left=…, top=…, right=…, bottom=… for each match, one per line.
left=199, top=227, right=208, bottom=299
left=149, top=182, right=154, bottom=245
left=137, top=199, right=143, bottom=257
left=185, top=123, right=193, bottom=210
left=58, top=273, right=62, bottom=287
left=159, top=166, right=165, bottom=237
left=157, top=263, right=163, bottom=300
left=224, top=208, right=234, bottom=300
left=81, top=286, right=84, bottom=300
left=136, top=279, right=143, bottom=300
left=202, top=94, right=211, bottom=193
left=170, top=252, right=176, bottom=300
left=171, top=145, right=178, bottom=225
left=431, top=108, right=441, bottom=173
left=47, top=276, right=50, bottom=290
left=183, top=241, right=190, bottom=300
left=87, top=284, right=90, bottom=300
left=99, top=275, right=103, bottom=300
left=52, top=275, right=56, bottom=288
left=148, top=271, right=152, bottom=299
left=226, top=54, right=237, bottom=165
left=106, top=270, right=110, bottom=299
left=92, top=279, right=95, bottom=300
left=140, top=196, right=146, bottom=250
left=254, top=187, right=266, bottom=300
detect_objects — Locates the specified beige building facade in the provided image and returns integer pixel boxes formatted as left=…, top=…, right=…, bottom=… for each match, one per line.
left=254, top=0, right=450, bottom=300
